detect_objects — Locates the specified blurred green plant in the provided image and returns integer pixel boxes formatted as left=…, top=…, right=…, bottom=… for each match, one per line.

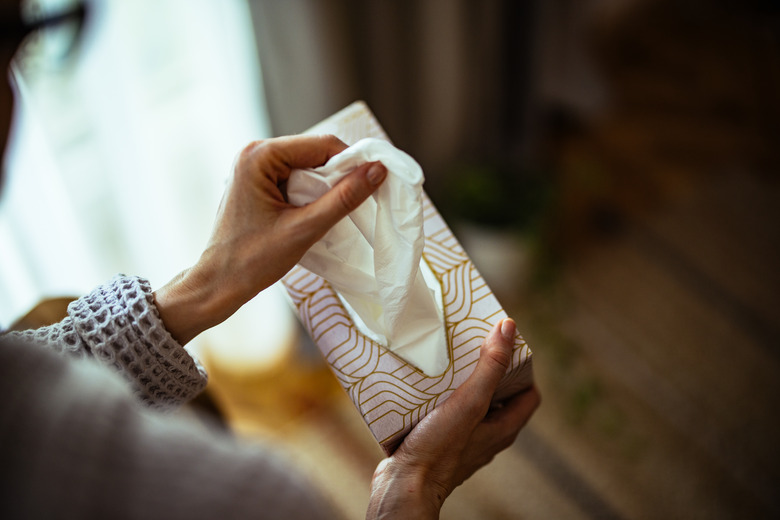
left=440, top=162, right=554, bottom=233
left=436, top=161, right=561, bottom=291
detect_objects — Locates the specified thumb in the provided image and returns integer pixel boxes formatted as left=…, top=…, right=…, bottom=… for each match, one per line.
left=451, top=319, right=515, bottom=424
left=297, top=161, right=387, bottom=239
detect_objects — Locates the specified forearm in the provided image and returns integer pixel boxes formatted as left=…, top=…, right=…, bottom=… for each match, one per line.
left=153, top=262, right=234, bottom=347
left=0, top=338, right=333, bottom=520
left=4, top=275, right=209, bottom=408
left=153, top=240, right=274, bottom=346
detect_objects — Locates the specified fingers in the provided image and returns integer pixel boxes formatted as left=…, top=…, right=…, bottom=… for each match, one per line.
left=248, top=134, right=350, bottom=175
left=461, top=386, right=540, bottom=462
left=449, top=319, right=516, bottom=425
left=296, top=161, right=387, bottom=240
left=487, top=385, right=541, bottom=433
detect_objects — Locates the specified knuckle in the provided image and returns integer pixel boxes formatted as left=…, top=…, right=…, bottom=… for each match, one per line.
left=254, top=139, right=280, bottom=159
left=482, top=342, right=512, bottom=372
left=498, top=433, right=517, bottom=451
left=493, top=422, right=519, bottom=448
left=460, top=396, right=488, bottom=421
left=320, top=133, right=344, bottom=148
left=528, top=386, right=542, bottom=410
left=336, top=181, right=364, bottom=211
left=236, top=140, right=272, bottom=175
left=238, top=139, right=265, bottom=161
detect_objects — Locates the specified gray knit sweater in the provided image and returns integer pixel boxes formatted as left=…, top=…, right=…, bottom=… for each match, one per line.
left=0, top=275, right=334, bottom=520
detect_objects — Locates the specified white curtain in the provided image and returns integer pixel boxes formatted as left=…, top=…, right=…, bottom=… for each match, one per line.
left=0, top=0, right=296, bottom=365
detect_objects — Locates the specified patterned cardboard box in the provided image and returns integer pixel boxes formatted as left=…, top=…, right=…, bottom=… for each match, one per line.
left=282, top=101, right=534, bottom=454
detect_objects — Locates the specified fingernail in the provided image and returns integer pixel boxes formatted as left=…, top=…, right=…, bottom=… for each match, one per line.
left=366, top=162, right=387, bottom=186
left=501, top=319, right=516, bottom=341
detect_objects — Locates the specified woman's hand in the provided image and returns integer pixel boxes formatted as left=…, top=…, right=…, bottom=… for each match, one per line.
left=367, top=319, right=541, bottom=519
left=154, top=134, right=387, bottom=345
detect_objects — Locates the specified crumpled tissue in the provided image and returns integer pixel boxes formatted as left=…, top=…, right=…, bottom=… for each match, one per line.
left=287, top=138, right=449, bottom=376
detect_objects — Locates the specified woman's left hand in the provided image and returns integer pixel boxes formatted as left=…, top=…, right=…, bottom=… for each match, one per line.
left=154, top=134, right=387, bottom=345
left=367, top=319, right=541, bottom=519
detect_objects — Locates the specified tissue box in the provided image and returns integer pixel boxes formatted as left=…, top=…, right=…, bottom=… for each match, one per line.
left=282, top=101, right=533, bottom=454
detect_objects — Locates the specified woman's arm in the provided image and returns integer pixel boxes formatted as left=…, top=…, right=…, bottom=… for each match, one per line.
left=4, top=275, right=208, bottom=408
left=4, top=134, right=386, bottom=409
left=0, top=336, right=335, bottom=520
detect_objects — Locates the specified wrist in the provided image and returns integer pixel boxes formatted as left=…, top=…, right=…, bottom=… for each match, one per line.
left=153, top=249, right=243, bottom=345
left=367, top=458, right=442, bottom=520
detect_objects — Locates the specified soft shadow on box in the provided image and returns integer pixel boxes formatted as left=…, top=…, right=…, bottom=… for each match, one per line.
left=281, top=101, right=533, bottom=455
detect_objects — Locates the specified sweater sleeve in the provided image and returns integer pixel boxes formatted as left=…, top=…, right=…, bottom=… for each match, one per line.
left=0, top=337, right=335, bottom=520
left=3, top=275, right=208, bottom=408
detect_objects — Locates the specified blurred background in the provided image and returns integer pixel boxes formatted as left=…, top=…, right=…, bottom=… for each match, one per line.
left=2, top=0, right=779, bottom=518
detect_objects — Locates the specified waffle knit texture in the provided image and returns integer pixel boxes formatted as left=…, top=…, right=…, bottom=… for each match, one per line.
left=5, top=275, right=208, bottom=408
left=0, top=275, right=334, bottom=519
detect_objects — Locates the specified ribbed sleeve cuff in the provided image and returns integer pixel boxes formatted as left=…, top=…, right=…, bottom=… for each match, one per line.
left=68, top=275, right=208, bottom=408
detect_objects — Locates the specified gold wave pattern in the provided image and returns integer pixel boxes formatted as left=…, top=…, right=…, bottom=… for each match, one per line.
left=282, top=101, right=533, bottom=453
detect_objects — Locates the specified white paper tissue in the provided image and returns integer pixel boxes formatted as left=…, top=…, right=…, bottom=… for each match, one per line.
left=287, top=138, right=449, bottom=376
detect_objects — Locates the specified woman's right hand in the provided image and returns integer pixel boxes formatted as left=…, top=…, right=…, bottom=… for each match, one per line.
left=154, top=134, right=386, bottom=346
left=366, top=318, right=540, bottom=519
